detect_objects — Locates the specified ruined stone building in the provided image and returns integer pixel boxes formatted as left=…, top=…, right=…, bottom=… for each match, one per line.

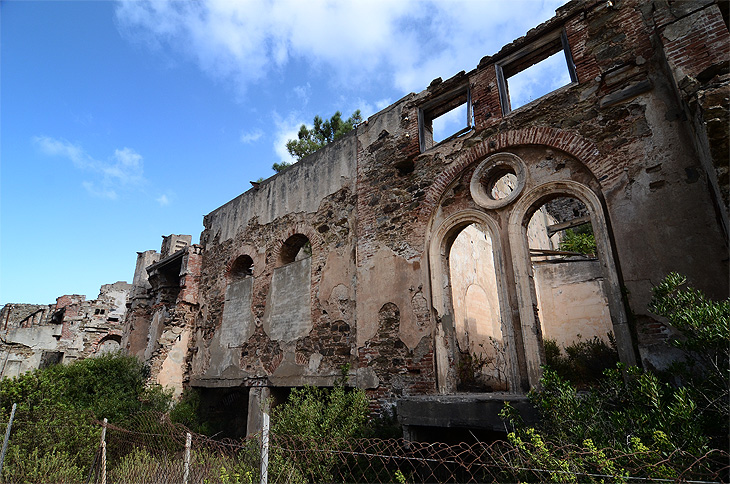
left=4, top=0, right=727, bottom=439
left=0, top=282, right=131, bottom=378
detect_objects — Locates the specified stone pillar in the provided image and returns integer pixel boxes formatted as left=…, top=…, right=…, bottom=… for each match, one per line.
left=246, top=387, right=271, bottom=437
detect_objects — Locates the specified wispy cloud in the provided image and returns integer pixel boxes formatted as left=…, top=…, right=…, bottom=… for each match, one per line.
left=156, top=194, right=170, bottom=206
left=115, top=0, right=565, bottom=97
left=293, top=83, right=311, bottom=105
left=240, top=129, right=263, bottom=144
left=272, top=112, right=306, bottom=165
left=34, top=136, right=146, bottom=199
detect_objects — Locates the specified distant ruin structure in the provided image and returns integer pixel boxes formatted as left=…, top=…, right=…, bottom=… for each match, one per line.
left=0, top=282, right=130, bottom=377
left=3, top=0, right=728, bottom=440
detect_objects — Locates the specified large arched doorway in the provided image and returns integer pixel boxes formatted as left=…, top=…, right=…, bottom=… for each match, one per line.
left=509, top=181, right=635, bottom=386
left=429, top=210, right=518, bottom=393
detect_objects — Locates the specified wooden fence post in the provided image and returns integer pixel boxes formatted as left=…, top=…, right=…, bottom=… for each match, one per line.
left=260, top=397, right=270, bottom=484
left=0, top=403, right=17, bottom=480
left=100, top=418, right=107, bottom=484
left=183, top=432, right=191, bottom=484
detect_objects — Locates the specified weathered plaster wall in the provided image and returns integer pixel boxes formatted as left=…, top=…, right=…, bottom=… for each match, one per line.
left=202, top=134, right=358, bottom=244
left=0, top=283, right=131, bottom=378
left=126, top=0, right=728, bottom=421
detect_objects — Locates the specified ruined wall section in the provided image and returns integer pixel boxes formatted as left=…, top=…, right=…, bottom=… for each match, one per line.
left=454, top=0, right=729, bottom=370
left=0, top=283, right=131, bottom=378
left=191, top=134, right=359, bottom=390
left=356, top=0, right=728, bottom=390
left=122, top=250, right=161, bottom=360
left=155, top=0, right=727, bottom=403
left=652, top=0, right=730, bottom=237
left=354, top=94, right=444, bottom=405
left=202, top=132, right=358, bottom=245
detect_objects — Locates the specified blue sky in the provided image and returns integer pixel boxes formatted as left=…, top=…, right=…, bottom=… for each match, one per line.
left=1, top=0, right=566, bottom=305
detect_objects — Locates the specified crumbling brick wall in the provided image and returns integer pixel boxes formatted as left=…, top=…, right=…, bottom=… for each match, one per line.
left=128, top=0, right=728, bottom=423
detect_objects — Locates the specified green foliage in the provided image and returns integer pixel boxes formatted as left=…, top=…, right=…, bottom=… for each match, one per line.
left=649, top=272, right=729, bottom=446
left=1, top=447, right=84, bottom=484
left=169, top=388, right=211, bottom=435
left=543, top=334, right=619, bottom=388
left=457, top=350, right=491, bottom=391
left=271, top=161, right=291, bottom=173
left=499, top=274, right=729, bottom=480
left=285, top=110, right=362, bottom=161
left=559, top=228, right=596, bottom=255
left=0, top=353, right=172, bottom=476
left=271, top=384, right=369, bottom=441
left=270, top=366, right=370, bottom=482
left=528, top=365, right=708, bottom=455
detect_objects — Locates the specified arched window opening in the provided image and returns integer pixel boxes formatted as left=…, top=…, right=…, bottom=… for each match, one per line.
left=448, top=223, right=508, bottom=391
left=279, top=234, right=311, bottom=266
left=526, top=196, right=615, bottom=375
left=96, top=335, right=121, bottom=356
left=231, top=255, right=254, bottom=279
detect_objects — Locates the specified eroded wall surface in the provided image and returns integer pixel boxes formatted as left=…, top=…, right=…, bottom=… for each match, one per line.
left=127, top=0, right=728, bottom=419
left=0, top=282, right=131, bottom=378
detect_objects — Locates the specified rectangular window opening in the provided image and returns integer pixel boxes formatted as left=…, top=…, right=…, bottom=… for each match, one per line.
left=497, top=29, right=577, bottom=115
left=419, top=85, right=472, bottom=152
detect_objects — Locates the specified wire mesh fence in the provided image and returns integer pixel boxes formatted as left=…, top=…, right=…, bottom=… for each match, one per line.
left=0, top=414, right=727, bottom=483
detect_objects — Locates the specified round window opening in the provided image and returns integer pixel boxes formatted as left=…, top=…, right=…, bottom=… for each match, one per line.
left=470, top=152, right=526, bottom=209
left=485, top=169, right=518, bottom=201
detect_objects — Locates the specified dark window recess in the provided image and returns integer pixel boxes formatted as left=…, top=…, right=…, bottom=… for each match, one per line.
left=231, top=255, right=254, bottom=278
left=419, top=85, right=473, bottom=152
left=279, top=234, right=311, bottom=266
left=496, top=29, right=577, bottom=114
left=39, top=351, right=63, bottom=369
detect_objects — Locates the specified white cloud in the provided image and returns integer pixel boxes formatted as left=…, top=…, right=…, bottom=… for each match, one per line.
left=293, top=83, right=311, bottom=105
left=240, top=129, right=263, bottom=144
left=272, top=112, right=306, bottom=165
left=34, top=136, right=146, bottom=199
left=156, top=194, right=170, bottom=206
left=115, top=0, right=566, bottom=97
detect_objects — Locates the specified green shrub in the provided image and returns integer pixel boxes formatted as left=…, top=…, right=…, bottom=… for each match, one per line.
left=559, top=228, right=596, bottom=255
left=0, top=353, right=172, bottom=475
left=544, top=334, right=619, bottom=388
left=649, top=272, right=729, bottom=448
left=500, top=273, right=729, bottom=480
left=1, top=447, right=85, bottom=484
left=270, top=366, right=370, bottom=482
left=169, top=388, right=211, bottom=435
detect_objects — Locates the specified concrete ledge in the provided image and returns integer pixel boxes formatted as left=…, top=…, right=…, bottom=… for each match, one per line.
left=397, top=393, right=536, bottom=432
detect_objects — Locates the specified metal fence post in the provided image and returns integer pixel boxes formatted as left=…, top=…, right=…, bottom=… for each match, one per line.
left=260, top=397, right=270, bottom=484
left=100, top=418, right=107, bottom=484
left=0, top=403, right=17, bottom=479
left=183, top=432, right=191, bottom=484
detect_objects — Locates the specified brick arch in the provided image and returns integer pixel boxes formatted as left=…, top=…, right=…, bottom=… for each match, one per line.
left=422, top=127, right=603, bottom=214
left=225, top=244, right=257, bottom=281
left=270, top=223, right=324, bottom=268
left=91, top=330, right=123, bottom=353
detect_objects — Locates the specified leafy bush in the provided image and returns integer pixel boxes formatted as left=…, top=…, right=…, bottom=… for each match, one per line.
left=500, top=273, right=729, bottom=480
left=0, top=353, right=172, bottom=476
left=270, top=367, right=370, bottom=482
left=544, top=334, right=619, bottom=388
left=648, top=272, right=729, bottom=448
left=559, top=228, right=596, bottom=255
left=1, top=447, right=84, bottom=484
left=169, top=388, right=211, bottom=435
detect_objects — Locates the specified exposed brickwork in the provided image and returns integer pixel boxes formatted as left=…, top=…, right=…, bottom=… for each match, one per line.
left=124, top=0, right=728, bottom=420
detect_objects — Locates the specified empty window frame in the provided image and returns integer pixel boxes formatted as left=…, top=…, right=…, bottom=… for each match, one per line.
left=496, top=29, right=577, bottom=115
left=419, top=85, right=473, bottom=152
